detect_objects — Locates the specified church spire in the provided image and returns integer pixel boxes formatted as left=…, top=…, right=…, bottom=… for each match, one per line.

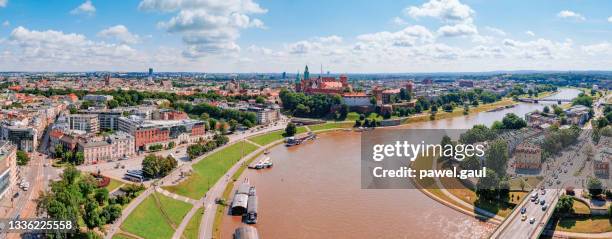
left=304, top=65, right=310, bottom=80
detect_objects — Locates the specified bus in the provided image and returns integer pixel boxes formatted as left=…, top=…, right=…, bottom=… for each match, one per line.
left=124, top=171, right=144, bottom=182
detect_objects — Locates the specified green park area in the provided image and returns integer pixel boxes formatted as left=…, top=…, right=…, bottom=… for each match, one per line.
left=182, top=208, right=205, bottom=239
left=308, top=122, right=353, bottom=132
left=121, top=192, right=193, bottom=239
left=248, top=126, right=307, bottom=146
left=164, top=141, right=259, bottom=199
left=105, top=178, right=124, bottom=192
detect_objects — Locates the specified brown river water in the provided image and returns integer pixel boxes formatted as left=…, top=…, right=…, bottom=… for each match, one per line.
left=220, top=89, right=580, bottom=239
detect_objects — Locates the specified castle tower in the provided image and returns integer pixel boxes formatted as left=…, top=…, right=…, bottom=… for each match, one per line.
left=304, top=65, right=310, bottom=80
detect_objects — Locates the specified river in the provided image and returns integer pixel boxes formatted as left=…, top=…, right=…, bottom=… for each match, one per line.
left=220, top=88, right=581, bottom=239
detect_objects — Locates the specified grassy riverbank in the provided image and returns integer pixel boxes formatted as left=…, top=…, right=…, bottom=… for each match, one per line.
left=249, top=126, right=307, bottom=146
left=163, top=141, right=259, bottom=199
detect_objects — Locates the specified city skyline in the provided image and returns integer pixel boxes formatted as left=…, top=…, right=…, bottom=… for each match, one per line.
left=1, top=0, right=612, bottom=73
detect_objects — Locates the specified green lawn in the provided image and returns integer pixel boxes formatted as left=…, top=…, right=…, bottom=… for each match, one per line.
left=163, top=141, right=259, bottom=199
left=121, top=192, right=193, bottom=239
left=572, top=200, right=591, bottom=214
left=248, top=126, right=307, bottom=146
left=182, top=208, right=204, bottom=239
left=557, top=215, right=612, bottom=233
left=346, top=112, right=360, bottom=121
left=105, top=178, right=124, bottom=192
left=308, top=122, right=353, bottom=132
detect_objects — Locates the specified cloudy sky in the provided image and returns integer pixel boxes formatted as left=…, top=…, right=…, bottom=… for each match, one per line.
left=0, top=0, right=612, bottom=73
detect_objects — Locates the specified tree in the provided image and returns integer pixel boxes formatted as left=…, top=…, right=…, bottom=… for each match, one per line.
left=543, top=106, right=550, bottom=113
left=555, top=195, right=574, bottom=214
left=572, top=95, right=593, bottom=107
left=167, top=141, right=175, bottom=149
left=485, top=139, right=509, bottom=177
left=80, top=100, right=94, bottom=109
left=16, top=150, right=30, bottom=165
left=255, top=96, right=265, bottom=104
left=460, top=156, right=481, bottom=170
left=285, top=123, right=297, bottom=137
left=501, top=113, right=527, bottom=129
left=107, top=99, right=119, bottom=109
left=75, top=152, right=85, bottom=165
left=476, top=168, right=500, bottom=200
left=94, top=188, right=109, bottom=205
left=587, top=177, right=604, bottom=196
left=69, top=105, right=78, bottom=114
left=142, top=154, right=177, bottom=178
left=55, top=144, right=64, bottom=159
left=83, top=198, right=103, bottom=229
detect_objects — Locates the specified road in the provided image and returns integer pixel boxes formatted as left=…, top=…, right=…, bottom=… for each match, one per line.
left=492, top=131, right=593, bottom=239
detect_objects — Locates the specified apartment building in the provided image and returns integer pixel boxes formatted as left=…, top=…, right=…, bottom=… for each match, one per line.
left=68, top=114, right=100, bottom=133
left=118, top=116, right=206, bottom=151
left=0, top=141, right=17, bottom=200
left=78, top=132, right=135, bottom=164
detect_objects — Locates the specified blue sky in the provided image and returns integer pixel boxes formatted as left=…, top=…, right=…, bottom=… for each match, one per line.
left=0, top=0, right=611, bottom=72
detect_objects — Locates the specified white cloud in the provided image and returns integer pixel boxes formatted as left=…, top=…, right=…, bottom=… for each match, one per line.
left=4, top=27, right=142, bottom=68
left=71, top=0, right=96, bottom=15
left=502, top=38, right=573, bottom=59
left=140, top=0, right=267, bottom=58
left=2, top=20, right=9, bottom=27
left=484, top=26, right=506, bottom=36
left=97, top=25, right=140, bottom=44
left=392, top=17, right=408, bottom=26
left=608, top=16, right=612, bottom=23
left=405, top=0, right=474, bottom=23
left=581, top=42, right=612, bottom=55
left=525, top=31, right=535, bottom=37
left=437, top=23, right=478, bottom=37
left=357, top=25, right=435, bottom=48
left=0, top=0, right=7, bottom=8
left=315, top=35, right=343, bottom=44
left=557, top=10, right=585, bottom=21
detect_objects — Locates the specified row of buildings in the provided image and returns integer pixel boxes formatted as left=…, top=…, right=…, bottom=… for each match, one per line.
left=50, top=107, right=206, bottom=164
left=525, top=105, right=591, bottom=129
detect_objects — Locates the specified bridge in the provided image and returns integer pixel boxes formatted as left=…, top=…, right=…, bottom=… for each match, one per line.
left=490, top=188, right=561, bottom=239
left=517, top=98, right=572, bottom=103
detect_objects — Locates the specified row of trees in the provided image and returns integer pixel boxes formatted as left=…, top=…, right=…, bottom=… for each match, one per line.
left=187, top=134, right=230, bottom=159
left=175, top=102, right=257, bottom=129
left=55, top=144, right=85, bottom=165
left=142, top=154, right=178, bottom=178
left=279, top=89, right=346, bottom=119
left=541, top=125, right=581, bottom=159
left=20, top=87, right=248, bottom=106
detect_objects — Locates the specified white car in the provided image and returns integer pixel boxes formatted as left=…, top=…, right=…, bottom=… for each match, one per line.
left=529, top=218, right=535, bottom=224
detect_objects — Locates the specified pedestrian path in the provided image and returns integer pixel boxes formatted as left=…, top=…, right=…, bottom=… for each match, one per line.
left=156, top=187, right=199, bottom=205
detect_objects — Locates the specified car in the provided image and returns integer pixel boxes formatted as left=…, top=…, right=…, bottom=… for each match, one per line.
left=556, top=180, right=561, bottom=185
left=521, top=215, right=527, bottom=221
left=542, top=205, right=548, bottom=210
left=541, top=190, right=546, bottom=195
left=529, top=218, right=535, bottom=224
left=535, top=198, right=540, bottom=204
left=520, top=207, right=527, bottom=214
left=540, top=199, right=546, bottom=205
left=563, top=169, right=567, bottom=173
